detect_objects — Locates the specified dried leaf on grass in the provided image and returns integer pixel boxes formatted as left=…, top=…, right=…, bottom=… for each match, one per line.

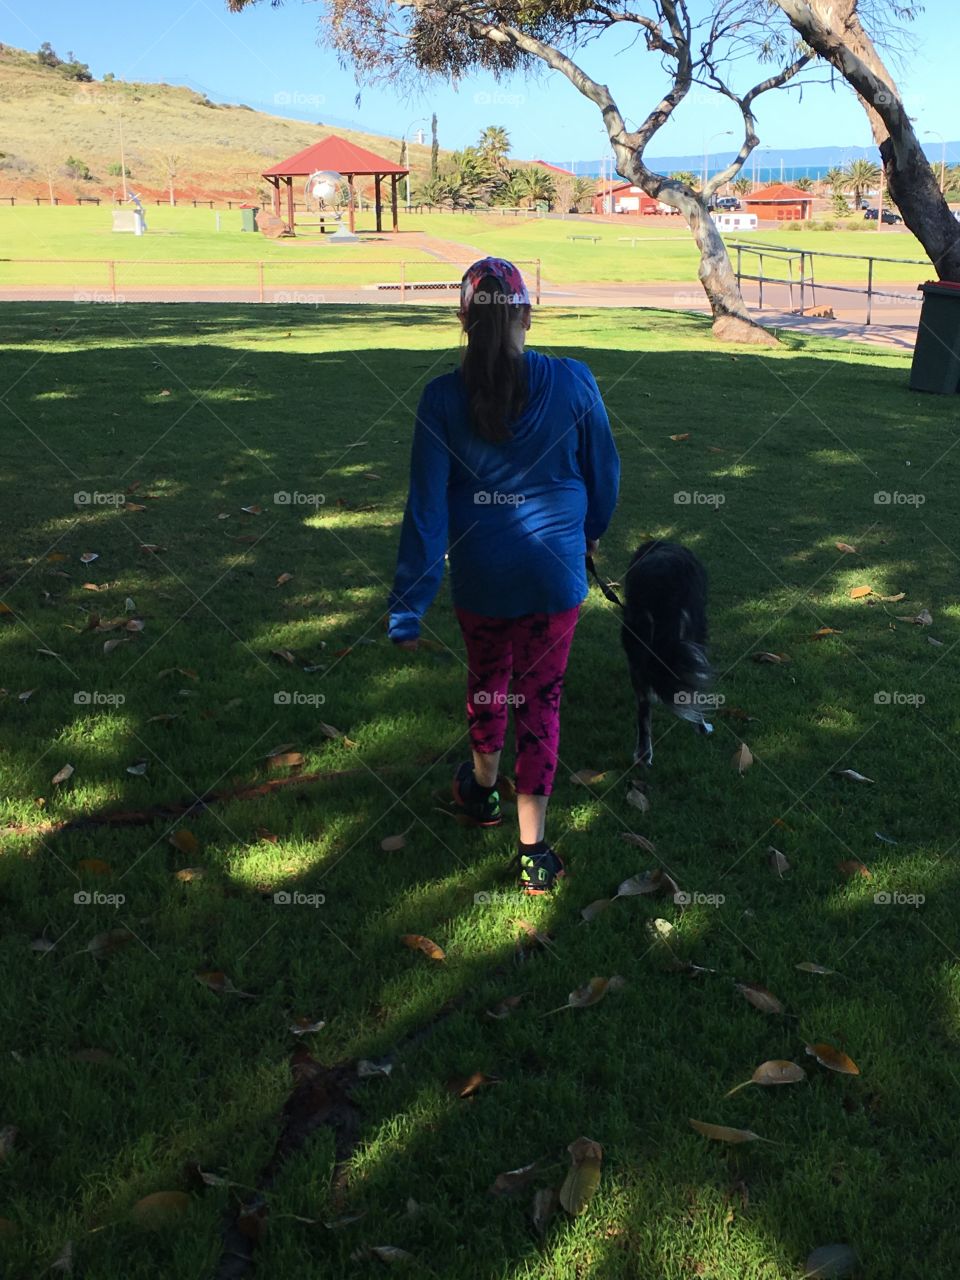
left=735, top=982, right=784, bottom=1014
left=194, top=970, right=256, bottom=998
left=805, top=1042, right=860, bottom=1075
left=767, top=847, right=791, bottom=876
left=400, top=934, right=445, bottom=961
left=803, top=1244, right=858, bottom=1278
left=559, top=1136, right=603, bottom=1215
left=731, top=742, right=753, bottom=773
left=689, top=1119, right=769, bottom=1144
left=546, top=975, right=625, bottom=1015
left=130, top=1191, right=190, bottom=1229
left=725, top=1060, right=805, bottom=1097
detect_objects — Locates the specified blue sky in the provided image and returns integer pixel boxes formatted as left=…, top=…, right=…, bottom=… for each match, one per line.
left=6, top=0, right=957, bottom=167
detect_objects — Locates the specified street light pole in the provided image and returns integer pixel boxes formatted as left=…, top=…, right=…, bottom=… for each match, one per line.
left=925, top=130, right=946, bottom=192
left=703, top=130, right=733, bottom=198
left=403, top=116, right=428, bottom=211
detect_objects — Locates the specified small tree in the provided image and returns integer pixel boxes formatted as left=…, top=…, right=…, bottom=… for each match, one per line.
left=732, top=176, right=752, bottom=195
left=65, top=156, right=92, bottom=181
left=59, top=50, right=93, bottom=81
left=831, top=188, right=852, bottom=216
left=161, top=153, right=179, bottom=206
left=37, top=42, right=60, bottom=68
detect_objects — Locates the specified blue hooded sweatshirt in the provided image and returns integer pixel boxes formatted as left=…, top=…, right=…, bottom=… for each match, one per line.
left=387, top=349, right=620, bottom=641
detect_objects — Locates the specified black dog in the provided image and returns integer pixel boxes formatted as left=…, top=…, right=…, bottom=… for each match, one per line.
left=619, top=540, right=713, bottom=766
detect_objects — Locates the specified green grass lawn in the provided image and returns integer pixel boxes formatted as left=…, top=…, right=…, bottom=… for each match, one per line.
left=0, top=206, right=933, bottom=293
left=1, top=302, right=959, bottom=1279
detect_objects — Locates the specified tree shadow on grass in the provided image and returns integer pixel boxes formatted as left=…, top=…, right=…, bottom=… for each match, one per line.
left=2, top=305, right=959, bottom=1277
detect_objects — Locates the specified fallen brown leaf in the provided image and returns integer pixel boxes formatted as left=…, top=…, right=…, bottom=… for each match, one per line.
left=559, top=1136, right=603, bottom=1216
left=731, top=742, right=753, bottom=774
left=689, top=1119, right=768, bottom=1143
left=400, top=934, right=445, bottom=961
left=805, top=1042, right=860, bottom=1075
left=725, top=1060, right=805, bottom=1097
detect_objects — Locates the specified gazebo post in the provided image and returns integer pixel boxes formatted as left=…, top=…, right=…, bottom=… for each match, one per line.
left=286, top=176, right=295, bottom=231
left=390, top=175, right=399, bottom=231
left=272, top=177, right=280, bottom=218
left=346, top=174, right=356, bottom=232
left=374, top=174, right=382, bottom=232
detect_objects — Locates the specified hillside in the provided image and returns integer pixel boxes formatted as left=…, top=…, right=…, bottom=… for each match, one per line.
left=0, top=43, right=437, bottom=204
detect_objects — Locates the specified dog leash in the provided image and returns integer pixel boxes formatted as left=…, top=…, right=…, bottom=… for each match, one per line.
left=585, top=554, right=625, bottom=611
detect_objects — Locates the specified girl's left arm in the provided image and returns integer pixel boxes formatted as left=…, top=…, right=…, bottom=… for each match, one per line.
left=387, top=384, right=451, bottom=643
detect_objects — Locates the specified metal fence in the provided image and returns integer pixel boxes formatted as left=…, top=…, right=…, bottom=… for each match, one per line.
left=0, top=257, right=543, bottom=305
left=729, top=240, right=929, bottom=325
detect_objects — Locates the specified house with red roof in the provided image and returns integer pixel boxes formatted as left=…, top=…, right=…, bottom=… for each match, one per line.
left=743, top=183, right=814, bottom=221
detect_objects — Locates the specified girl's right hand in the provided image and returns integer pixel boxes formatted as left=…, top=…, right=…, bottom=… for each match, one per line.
left=586, top=538, right=600, bottom=556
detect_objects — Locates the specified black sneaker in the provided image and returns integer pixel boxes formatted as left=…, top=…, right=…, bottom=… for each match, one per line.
left=515, top=846, right=566, bottom=895
left=451, top=762, right=502, bottom=828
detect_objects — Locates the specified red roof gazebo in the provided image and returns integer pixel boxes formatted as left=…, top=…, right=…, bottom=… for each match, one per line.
left=262, top=135, right=409, bottom=234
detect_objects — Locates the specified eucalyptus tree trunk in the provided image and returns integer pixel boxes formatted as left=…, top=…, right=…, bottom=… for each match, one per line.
left=619, top=160, right=779, bottom=346
left=775, top=0, right=960, bottom=281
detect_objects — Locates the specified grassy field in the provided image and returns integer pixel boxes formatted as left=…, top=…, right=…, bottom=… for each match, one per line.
left=1, top=302, right=959, bottom=1278
left=0, top=206, right=934, bottom=295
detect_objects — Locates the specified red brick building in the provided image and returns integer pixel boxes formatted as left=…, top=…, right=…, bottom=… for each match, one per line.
left=743, top=183, right=814, bottom=221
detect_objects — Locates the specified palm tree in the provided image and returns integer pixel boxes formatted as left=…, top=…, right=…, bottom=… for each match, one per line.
left=495, top=169, right=529, bottom=208
left=794, top=176, right=814, bottom=192
left=670, top=170, right=700, bottom=191
left=844, top=158, right=881, bottom=209
left=478, top=126, right=511, bottom=175
left=732, top=176, right=752, bottom=196
left=571, top=176, right=594, bottom=211
left=521, top=167, right=557, bottom=209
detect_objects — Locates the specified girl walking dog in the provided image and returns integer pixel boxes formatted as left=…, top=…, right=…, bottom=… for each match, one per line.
left=388, top=258, right=619, bottom=894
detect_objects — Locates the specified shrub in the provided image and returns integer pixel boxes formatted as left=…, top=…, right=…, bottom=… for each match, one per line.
left=64, top=156, right=93, bottom=181
left=37, top=41, right=60, bottom=68
left=107, top=162, right=132, bottom=178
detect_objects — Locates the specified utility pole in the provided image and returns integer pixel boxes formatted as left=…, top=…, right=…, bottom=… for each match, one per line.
left=119, top=109, right=128, bottom=200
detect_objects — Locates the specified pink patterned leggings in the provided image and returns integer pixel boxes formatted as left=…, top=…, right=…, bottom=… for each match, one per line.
left=455, top=605, right=580, bottom=796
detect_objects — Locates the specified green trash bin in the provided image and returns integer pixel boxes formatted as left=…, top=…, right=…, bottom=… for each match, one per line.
left=240, top=205, right=259, bottom=233
left=909, top=280, right=960, bottom=394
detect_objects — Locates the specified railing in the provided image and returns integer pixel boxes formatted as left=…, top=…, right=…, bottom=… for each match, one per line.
left=729, top=240, right=929, bottom=324
left=0, top=258, right=543, bottom=305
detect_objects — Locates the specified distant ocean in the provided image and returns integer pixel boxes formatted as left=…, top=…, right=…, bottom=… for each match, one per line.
left=547, top=147, right=957, bottom=182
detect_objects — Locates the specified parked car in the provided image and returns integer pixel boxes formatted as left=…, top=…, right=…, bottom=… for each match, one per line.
left=715, top=196, right=741, bottom=210
left=863, top=207, right=903, bottom=224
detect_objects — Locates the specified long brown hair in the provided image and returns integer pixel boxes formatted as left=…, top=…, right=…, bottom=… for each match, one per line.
left=460, top=274, right=530, bottom=443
